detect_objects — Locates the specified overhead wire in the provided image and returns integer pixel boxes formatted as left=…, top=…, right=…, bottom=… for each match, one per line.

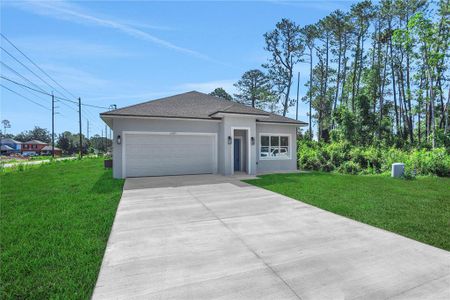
left=1, top=34, right=113, bottom=137
left=1, top=83, right=51, bottom=111
left=1, top=33, right=78, bottom=100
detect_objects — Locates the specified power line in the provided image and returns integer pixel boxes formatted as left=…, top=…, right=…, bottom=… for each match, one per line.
left=0, top=70, right=51, bottom=105
left=83, top=103, right=111, bottom=109
left=0, top=46, right=69, bottom=99
left=1, top=75, right=103, bottom=135
left=1, top=34, right=112, bottom=140
left=1, top=61, right=47, bottom=94
left=1, top=33, right=78, bottom=100
left=0, top=75, right=109, bottom=109
left=0, top=83, right=51, bottom=111
left=1, top=75, right=56, bottom=97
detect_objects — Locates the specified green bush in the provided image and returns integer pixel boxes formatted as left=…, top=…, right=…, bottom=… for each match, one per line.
left=298, top=140, right=450, bottom=177
left=338, top=161, right=361, bottom=174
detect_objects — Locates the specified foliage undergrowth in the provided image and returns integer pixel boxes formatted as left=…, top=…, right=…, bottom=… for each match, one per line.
left=298, top=139, right=450, bottom=177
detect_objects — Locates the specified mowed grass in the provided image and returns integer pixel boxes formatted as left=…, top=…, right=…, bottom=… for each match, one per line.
left=1, top=158, right=124, bottom=299
left=244, top=172, right=450, bottom=251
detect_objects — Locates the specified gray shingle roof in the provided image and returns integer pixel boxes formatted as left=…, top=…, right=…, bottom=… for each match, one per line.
left=1, top=138, right=22, bottom=144
left=41, top=145, right=61, bottom=151
left=1, top=145, right=14, bottom=151
left=24, top=140, right=47, bottom=145
left=101, top=91, right=307, bottom=125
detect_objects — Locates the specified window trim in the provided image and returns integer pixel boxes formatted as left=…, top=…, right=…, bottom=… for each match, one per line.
left=258, top=133, right=292, bottom=160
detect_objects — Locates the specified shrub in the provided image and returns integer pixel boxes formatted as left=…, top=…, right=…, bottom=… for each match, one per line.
left=297, top=139, right=450, bottom=177
left=338, top=161, right=361, bottom=175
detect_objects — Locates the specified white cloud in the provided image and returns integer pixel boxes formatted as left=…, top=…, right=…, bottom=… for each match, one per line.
left=6, top=0, right=216, bottom=62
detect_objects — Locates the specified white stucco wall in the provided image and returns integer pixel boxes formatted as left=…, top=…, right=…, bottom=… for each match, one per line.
left=256, top=123, right=298, bottom=174
left=221, top=115, right=257, bottom=176
left=108, top=116, right=299, bottom=178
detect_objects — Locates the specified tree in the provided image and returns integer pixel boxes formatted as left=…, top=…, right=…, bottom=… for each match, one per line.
left=57, top=131, right=74, bottom=154
left=253, top=0, right=450, bottom=149
left=349, top=0, right=375, bottom=110
left=89, top=134, right=111, bottom=153
left=1, top=120, right=11, bottom=135
left=15, top=126, right=51, bottom=143
left=408, top=11, right=443, bottom=148
left=233, top=69, right=273, bottom=108
left=209, top=88, right=233, bottom=101
left=328, top=10, right=351, bottom=126
left=301, top=24, right=320, bottom=138
left=56, top=131, right=90, bottom=154
left=263, top=18, right=305, bottom=116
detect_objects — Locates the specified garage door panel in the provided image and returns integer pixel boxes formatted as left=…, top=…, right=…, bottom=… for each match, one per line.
left=124, top=133, right=216, bottom=177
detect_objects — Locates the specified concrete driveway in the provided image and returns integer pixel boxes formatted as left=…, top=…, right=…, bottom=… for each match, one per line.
left=93, top=174, right=450, bottom=299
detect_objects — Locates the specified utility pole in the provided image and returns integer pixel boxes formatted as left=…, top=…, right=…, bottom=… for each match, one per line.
left=78, top=97, right=82, bottom=158
left=108, top=104, right=117, bottom=142
left=105, top=123, right=108, bottom=153
left=296, top=72, right=300, bottom=121
left=87, top=120, right=90, bottom=139
left=51, top=92, right=55, bottom=158
left=101, top=129, right=104, bottom=152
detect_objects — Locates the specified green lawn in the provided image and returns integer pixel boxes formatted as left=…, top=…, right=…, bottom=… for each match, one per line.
left=1, top=158, right=124, bottom=299
left=244, top=172, right=450, bottom=251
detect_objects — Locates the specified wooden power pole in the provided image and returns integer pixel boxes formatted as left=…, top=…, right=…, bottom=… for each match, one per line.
left=78, top=97, right=82, bottom=158
left=51, top=92, right=55, bottom=158
left=296, top=72, right=300, bottom=121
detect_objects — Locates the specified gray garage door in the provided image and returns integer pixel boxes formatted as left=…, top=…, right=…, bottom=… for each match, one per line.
left=124, top=133, right=216, bottom=177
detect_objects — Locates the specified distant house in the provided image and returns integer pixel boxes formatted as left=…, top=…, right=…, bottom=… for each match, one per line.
left=40, top=145, right=62, bottom=156
left=1, top=145, right=15, bottom=155
left=0, top=138, right=22, bottom=154
left=21, top=140, right=48, bottom=155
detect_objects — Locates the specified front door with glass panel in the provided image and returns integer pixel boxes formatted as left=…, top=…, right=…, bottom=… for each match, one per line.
left=234, top=139, right=241, bottom=171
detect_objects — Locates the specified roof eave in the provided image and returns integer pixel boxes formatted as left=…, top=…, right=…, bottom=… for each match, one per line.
left=209, top=111, right=270, bottom=118
left=257, top=120, right=308, bottom=127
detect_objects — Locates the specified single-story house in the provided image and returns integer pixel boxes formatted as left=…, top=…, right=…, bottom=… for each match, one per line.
left=40, top=145, right=62, bottom=156
left=100, top=91, right=307, bottom=179
left=0, top=138, right=22, bottom=154
left=1, top=144, right=15, bottom=155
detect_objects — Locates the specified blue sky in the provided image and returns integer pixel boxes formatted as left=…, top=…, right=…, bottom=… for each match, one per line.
left=1, top=0, right=356, bottom=136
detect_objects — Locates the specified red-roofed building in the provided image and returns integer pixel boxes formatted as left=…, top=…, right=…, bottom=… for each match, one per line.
left=21, top=140, right=48, bottom=155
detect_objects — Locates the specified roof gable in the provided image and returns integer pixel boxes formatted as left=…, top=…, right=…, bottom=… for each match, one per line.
left=1, top=138, right=22, bottom=144
left=24, top=140, right=47, bottom=145
left=101, top=91, right=307, bottom=125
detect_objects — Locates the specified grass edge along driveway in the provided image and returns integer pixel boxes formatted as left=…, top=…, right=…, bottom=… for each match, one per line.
left=1, top=158, right=124, bottom=299
left=244, top=172, right=450, bottom=251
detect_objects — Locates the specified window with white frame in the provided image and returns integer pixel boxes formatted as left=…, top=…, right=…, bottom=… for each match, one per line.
left=260, top=135, right=290, bottom=159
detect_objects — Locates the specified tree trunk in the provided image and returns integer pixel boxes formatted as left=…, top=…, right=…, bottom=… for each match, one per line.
left=332, top=37, right=342, bottom=129
left=356, top=31, right=365, bottom=98
left=424, top=45, right=435, bottom=148
left=379, top=42, right=388, bottom=136
left=341, top=36, right=348, bottom=107
left=437, top=77, right=446, bottom=128
left=309, top=47, right=313, bottom=139
left=389, top=32, right=400, bottom=136
left=405, top=14, right=414, bottom=144
left=351, top=33, right=361, bottom=111
left=445, top=88, right=449, bottom=135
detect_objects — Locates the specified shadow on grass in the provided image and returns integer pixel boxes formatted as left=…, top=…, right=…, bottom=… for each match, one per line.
left=246, top=172, right=333, bottom=185
left=90, top=170, right=124, bottom=194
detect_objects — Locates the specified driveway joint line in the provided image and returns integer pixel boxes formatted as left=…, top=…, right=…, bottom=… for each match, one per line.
left=383, top=273, right=450, bottom=300
left=186, top=189, right=303, bottom=300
